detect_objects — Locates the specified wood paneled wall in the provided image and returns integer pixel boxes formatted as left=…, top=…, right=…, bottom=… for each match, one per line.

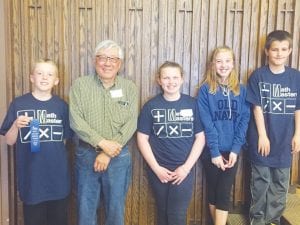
left=0, top=1, right=9, bottom=225
left=0, top=0, right=300, bottom=225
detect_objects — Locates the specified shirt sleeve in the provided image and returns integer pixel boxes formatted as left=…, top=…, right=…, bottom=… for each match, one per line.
left=246, top=71, right=261, bottom=106
left=113, top=82, right=139, bottom=145
left=69, top=80, right=105, bottom=146
left=197, top=85, right=220, bottom=158
left=296, top=73, right=300, bottom=110
left=0, top=101, right=16, bottom=136
left=137, top=101, right=153, bottom=135
left=232, top=86, right=250, bottom=154
left=62, top=102, right=73, bottom=140
left=193, top=99, right=204, bottom=134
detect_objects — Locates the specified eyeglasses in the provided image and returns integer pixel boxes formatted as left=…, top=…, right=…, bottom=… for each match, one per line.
left=96, top=55, right=120, bottom=64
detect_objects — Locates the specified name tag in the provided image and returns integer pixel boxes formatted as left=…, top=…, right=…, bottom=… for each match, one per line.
left=180, top=109, right=193, bottom=117
left=110, top=89, right=123, bottom=98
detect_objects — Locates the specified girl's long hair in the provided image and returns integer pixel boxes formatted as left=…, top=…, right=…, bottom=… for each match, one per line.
left=200, top=46, right=240, bottom=96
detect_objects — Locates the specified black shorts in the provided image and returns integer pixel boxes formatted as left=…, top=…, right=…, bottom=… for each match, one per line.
left=202, top=151, right=238, bottom=211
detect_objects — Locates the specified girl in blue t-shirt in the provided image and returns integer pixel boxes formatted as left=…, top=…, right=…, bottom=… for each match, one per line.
left=137, top=61, right=205, bottom=225
left=197, top=46, right=250, bottom=225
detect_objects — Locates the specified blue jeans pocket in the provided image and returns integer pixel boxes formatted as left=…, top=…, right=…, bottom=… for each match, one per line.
left=75, top=146, right=97, bottom=169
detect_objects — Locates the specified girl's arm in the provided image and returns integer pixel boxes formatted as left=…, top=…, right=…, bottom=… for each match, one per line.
left=137, top=132, right=160, bottom=171
left=232, top=88, right=250, bottom=154
left=181, top=131, right=205, bottom=172
left=172, top=131, right=205, bottom=185
left=137, top=131, right=173, bottom=183
left=197, top=85, right=220, bottom=157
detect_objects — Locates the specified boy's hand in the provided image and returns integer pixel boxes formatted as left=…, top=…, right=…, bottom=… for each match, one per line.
left=291, top=135, right=300, bottom=154
left=15, top=115, right=31, bottom=128
left=258, top=135, right=270, bottom=156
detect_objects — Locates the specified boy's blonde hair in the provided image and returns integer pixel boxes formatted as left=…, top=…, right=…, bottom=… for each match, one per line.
left=200, top=46, right=240, bottom=96
left=31, top=59, right=58, bottom=76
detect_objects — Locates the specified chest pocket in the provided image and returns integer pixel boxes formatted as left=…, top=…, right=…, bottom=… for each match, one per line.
left=110, top=99, right=132, bottom=125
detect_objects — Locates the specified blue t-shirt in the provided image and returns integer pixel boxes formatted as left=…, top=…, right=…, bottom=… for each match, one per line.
left=137, top=94, right=204, bottom=170
left=246, top=65, right=300, bottom=168
left=0, top=93, right=72, bottom=204
left=197, top=83, right=250, bottom=158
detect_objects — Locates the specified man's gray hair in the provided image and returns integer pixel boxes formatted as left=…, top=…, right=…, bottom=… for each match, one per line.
left=94, top=40, right=124, bottom=60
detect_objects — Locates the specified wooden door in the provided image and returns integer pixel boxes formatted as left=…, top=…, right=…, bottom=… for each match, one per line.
left=1, top=0, right=300, bottom=225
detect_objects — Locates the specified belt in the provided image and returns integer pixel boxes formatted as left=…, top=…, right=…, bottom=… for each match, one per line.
left=78, top=139, right=102, bottom=153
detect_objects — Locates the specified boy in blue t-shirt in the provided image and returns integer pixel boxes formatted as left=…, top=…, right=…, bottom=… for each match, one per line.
left=0, top=59, right=72, bottom=225
left=247, top=30, right=300, bottom=225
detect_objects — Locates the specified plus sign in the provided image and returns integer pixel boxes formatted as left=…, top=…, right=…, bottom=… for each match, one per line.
left=178, top=2, right=192, bottom=59
left=153, top=110, right=165, bottom=123
left=29, top=0, right=41, bottom=10
left=79, top=0, right=92, bottom=10
left=281, top=2, right=294, bottom=16
left=230, top=2, right=243, bottom=46
left=178, top=2, right=193, bottom=14
left=129, top=1, right=143, bottom=12
left=28, top=0, right=42, bottom=59
left=280, top=2, right=294, bottom=27
left=230, top=2, right=243, bottom=15
left=79, top=6, right=92, bottom=10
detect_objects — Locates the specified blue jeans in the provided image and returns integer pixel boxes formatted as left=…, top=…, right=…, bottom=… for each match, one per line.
left=75, top=145, right=132, bottom=225
left=147, top=167, right=194, bottom=225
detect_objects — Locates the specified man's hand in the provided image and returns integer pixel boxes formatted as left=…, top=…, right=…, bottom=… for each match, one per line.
left=93, top=152, right=111, bottom=172
left=98, top=139, right=122, bottom=158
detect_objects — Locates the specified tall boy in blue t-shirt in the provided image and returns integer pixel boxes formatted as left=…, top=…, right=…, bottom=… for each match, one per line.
left=0, top=59, right=72, bottom=225
left=247, top=30, right=300, bottom=225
